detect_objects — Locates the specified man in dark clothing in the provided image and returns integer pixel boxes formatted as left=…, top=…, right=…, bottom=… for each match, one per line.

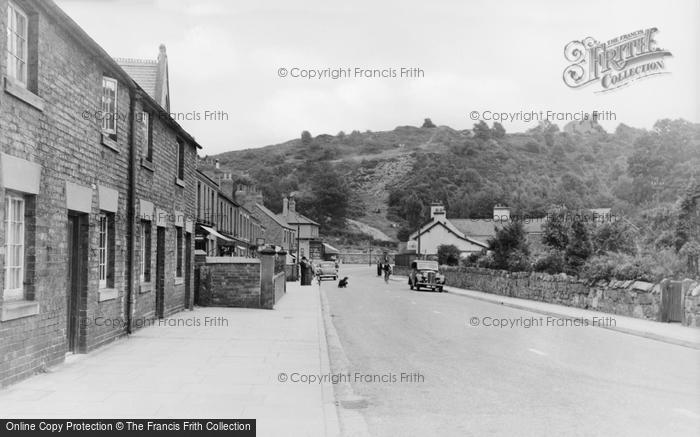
left=377, top=260, right=382, bottom=277
left=300, top=257, right=313, bottom=286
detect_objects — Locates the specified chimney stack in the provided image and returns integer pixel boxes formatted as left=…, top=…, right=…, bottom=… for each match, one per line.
left=430, top=202, right=446, bottom=222
left=235, top=184, right=263, bottom=210
left=283, top=197, right=289, bottom=216
left=215, top=159, right=220, bottom=170
left=289, top=195, right=296, bottom=214
left=493, top=204, right=510, bottom=222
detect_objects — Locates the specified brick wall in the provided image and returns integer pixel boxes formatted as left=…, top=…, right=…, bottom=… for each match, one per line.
left=0, top=1, right=131, bottom=385
left=0, top=0, right=197, bottom=387
left=197, top=258, right=261, bottom=308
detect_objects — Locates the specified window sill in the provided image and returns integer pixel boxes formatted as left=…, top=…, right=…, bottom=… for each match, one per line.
left=174, top=277, right=184, bottom=285
left=98, top=288, right=118, bottom=302
left=175, top=178, right=185, bottom=188
left=4, top=76, right=44, bottom=111
left=139, top=282, right=153, bottom=294
left=1, top=300, right=40, bottom=322
left=101, top=133, right=119, bottom=153
left=140, top=158, right=154, bottom=172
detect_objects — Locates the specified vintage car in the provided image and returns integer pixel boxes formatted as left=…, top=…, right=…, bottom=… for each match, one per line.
left=408, top=260, right=445, bottom=292
left=315, top=261, right=339, bottom=281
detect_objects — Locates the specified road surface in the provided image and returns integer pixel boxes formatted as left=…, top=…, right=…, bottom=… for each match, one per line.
left=323, top=265, right=700, bottom=436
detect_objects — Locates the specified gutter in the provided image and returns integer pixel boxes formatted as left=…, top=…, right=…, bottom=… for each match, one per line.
left=125, top=89, right=138, bottom=334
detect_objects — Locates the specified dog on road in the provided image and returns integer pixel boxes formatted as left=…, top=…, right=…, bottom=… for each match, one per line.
left=338, top=277, right=349, bottom=288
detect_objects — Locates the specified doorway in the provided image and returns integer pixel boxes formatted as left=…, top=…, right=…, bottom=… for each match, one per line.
left=66, top=213, right=88, bottom=352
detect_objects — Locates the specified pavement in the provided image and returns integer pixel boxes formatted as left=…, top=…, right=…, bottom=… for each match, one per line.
left=0, top=282, right=340, bottom=437
left=324, top=265, right=700, bottom=436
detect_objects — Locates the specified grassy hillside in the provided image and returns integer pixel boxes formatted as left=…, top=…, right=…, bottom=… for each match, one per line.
left=201, top=119, right=700, bottom=248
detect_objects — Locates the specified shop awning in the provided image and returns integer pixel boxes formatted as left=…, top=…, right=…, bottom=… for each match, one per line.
left=322, top=243, right=339, bottom=254
left=200, top=225, right=234, bottom=242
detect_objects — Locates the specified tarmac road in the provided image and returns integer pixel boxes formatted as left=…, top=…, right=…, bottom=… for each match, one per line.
left=323, top=265, right=700, bottom=437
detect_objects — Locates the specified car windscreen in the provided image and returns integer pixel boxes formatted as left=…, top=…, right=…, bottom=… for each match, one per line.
left=415, top=262, right=439, bottom=270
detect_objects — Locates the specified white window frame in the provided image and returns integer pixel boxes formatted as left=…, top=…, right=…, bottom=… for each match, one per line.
left=6, top=2, right=28, bottom=86
left=101, top=77, right=118, bottom=134
left=4, top=194, right=25, bottom=300
left=140, top=221, right=151, bottom=283
left=98, top=214, right=108, bottom=288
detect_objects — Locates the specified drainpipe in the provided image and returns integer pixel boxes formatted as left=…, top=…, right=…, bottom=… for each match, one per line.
left=125, top=89, right=138, bottom=334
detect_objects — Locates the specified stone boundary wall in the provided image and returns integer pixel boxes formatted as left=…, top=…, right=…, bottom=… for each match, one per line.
left=438, top=266, right=700, bottom=328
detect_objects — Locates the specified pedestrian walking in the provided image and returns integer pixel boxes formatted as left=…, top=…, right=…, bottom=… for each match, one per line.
left=382, top=262, right=392, bottom=283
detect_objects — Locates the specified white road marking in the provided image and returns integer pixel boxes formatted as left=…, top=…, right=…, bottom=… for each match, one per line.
left=411, top=301, right=417, bottom=305
left=433, top=310, right=441, bottom=314
left=528, top=348, right=547, bottom=356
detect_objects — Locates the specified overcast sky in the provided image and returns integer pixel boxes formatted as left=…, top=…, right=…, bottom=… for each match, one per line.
left=57, top=0, right=699, bottom=155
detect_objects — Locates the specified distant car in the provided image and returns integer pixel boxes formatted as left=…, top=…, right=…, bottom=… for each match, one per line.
left=409, top=260, right=445, bottom=292
left=315, top=261, right=339, bottom=281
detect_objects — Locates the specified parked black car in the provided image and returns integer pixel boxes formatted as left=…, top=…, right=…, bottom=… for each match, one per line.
left=408, top=260, right=446, bottom=292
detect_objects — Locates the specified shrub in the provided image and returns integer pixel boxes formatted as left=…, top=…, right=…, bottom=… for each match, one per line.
left=506, top=249, right=532, bottom=272
left=533, top=250, right=566, bottom=274
left=580, top=250, right=684, bottom=282
left=463, top=252, right=481, bottom=266
left=487, top=222, right=531, bottom=271
left=565, top=220, right=592, bottom=274
left=437, top=244, right=461, bottom=266
left=591, top=221, right=636, bottom=255
left=580, top=253, right=621, bottom=281
left=476, top=253, right=495, bottom=269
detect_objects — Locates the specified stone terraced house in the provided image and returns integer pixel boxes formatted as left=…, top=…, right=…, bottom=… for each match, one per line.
left=0, top=0, right=200, bottom=387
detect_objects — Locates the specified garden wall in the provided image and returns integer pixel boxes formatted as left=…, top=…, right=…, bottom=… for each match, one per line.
left=439, top=267, right=700, bottom=328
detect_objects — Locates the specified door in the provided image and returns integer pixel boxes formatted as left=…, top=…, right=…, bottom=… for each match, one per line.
left=66, top=214, right=86, bottom=352
left=155, top=227, right=165, bottom=318
left=184, top=232, right=192, bottom=309
left=662, top=280, right=684, bottom=323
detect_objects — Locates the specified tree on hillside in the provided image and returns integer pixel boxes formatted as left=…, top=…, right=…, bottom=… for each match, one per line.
left=296, top=162, right=350, bottom=230
left=492, top=122, right=506, bottom=139
left=422, top=118, right=436, bottom=128
left=301, top=130, right=313, bottom=145
left=487, top=222, right=530, bottom=271
left=403, top=193, right=426, bottom=229
left=473, top=121, right=492, bottom=141
left=437, top=244, right=461, bottom=266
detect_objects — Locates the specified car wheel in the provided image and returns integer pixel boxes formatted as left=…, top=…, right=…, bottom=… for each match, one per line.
left=437, top=286, right=443, bottom=293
